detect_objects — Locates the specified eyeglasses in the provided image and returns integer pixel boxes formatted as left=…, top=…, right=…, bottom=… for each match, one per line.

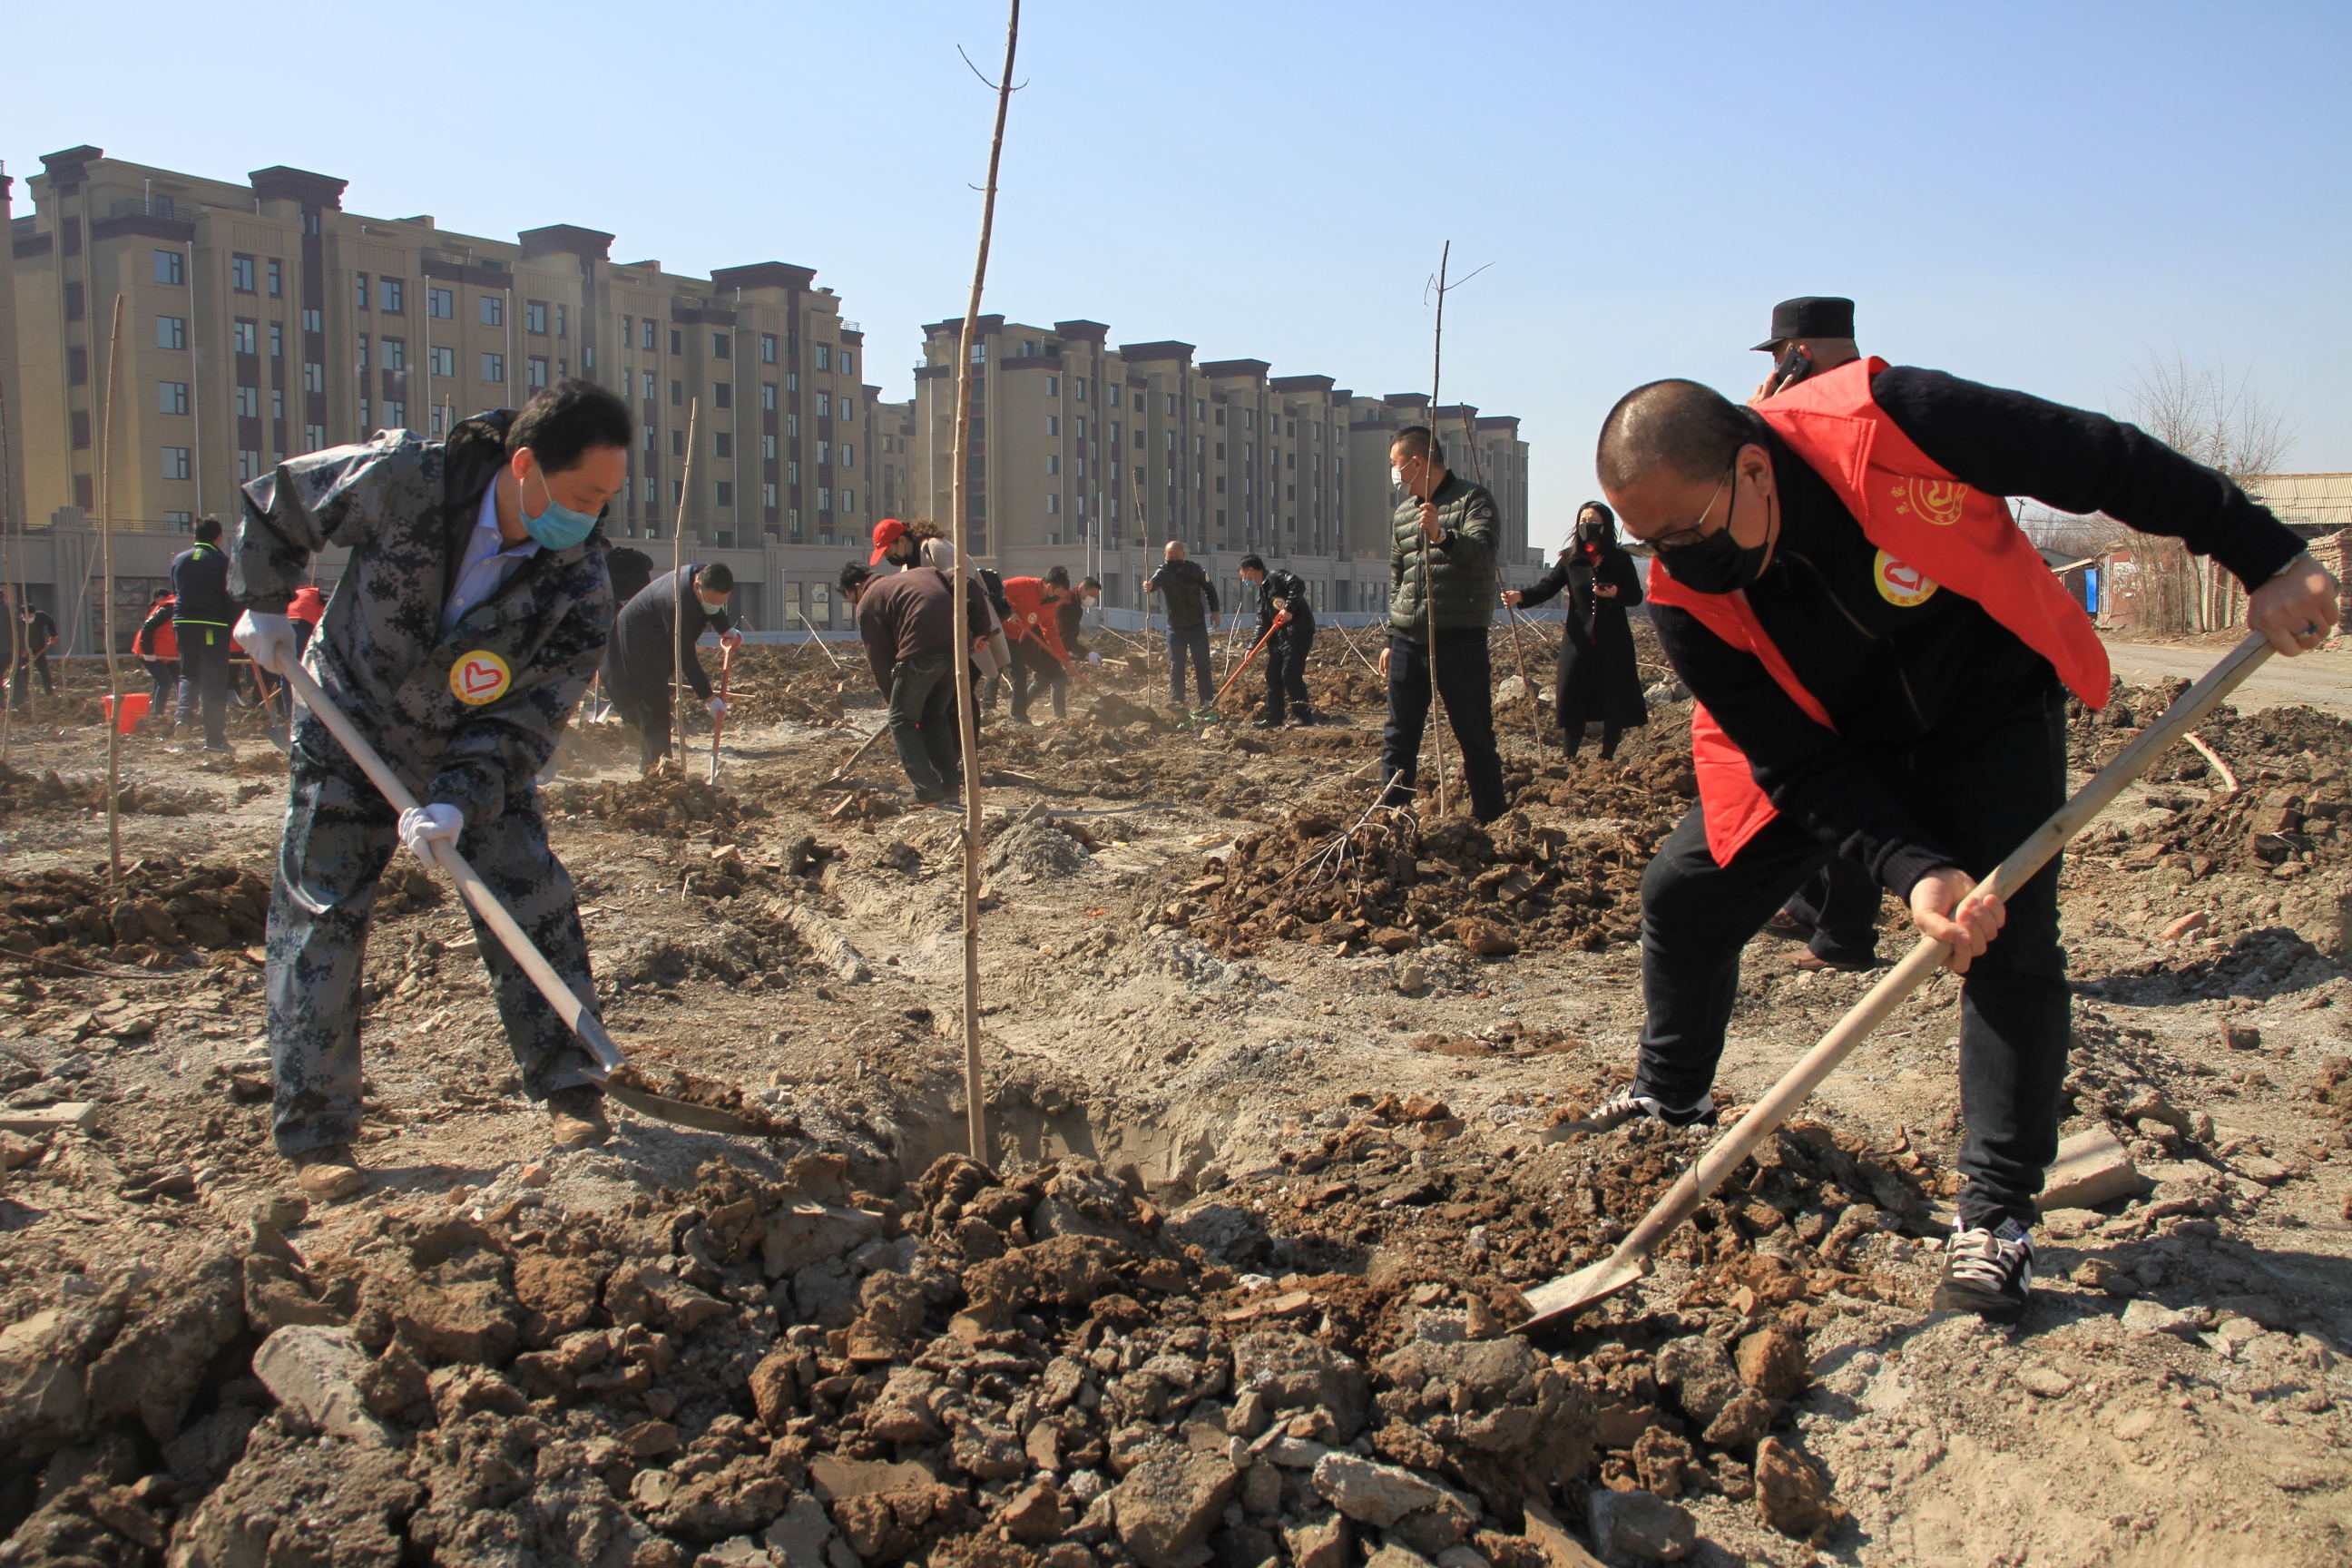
left=1632, top=457, right=1736, bottom=551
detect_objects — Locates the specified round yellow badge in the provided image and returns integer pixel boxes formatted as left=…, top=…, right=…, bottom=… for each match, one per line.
left=1872, top=550, right=1938, bottom=608
left=450, top=650, right=513, bottom=705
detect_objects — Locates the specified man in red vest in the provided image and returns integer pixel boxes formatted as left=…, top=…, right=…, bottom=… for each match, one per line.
left=1587, top=366, right=2339, bottom=1321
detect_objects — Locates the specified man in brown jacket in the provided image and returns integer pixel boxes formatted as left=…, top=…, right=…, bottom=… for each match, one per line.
left=845, top=558, right=991, bottom=804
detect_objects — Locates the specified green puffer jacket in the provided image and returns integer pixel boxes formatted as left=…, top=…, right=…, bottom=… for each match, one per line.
left=1387, top=473, right=1500, bottom=638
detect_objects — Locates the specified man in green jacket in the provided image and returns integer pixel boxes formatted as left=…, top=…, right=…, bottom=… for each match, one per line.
left=1379, top=426, right=1506, bottom=822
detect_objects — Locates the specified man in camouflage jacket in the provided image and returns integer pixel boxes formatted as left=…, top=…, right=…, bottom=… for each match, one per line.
left=232, top=383, right=630, bottom=1199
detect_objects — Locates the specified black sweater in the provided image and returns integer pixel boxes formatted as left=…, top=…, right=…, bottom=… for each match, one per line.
left=1652, top=365, right=2307, bottom=897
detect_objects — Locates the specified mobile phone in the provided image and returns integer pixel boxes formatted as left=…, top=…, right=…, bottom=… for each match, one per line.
left=1769, top=345, right=1813, bottom=396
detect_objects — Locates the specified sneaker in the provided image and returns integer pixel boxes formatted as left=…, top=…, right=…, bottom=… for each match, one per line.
left=1933, top=1219, right=2035, bottom=1322
left=1550, top=1084, right=1719, bottom=1140
left=547, top=1084, right=612, bottom=1150
left=203, top=740, right=235, bottom=756
left=289, top=1143, right=368, bottom=1201
left=1762, top=910, right=1814, bottom=941
left=1287, top=710, right=1317, bottom=729
left=1251, top=714, right=1283, bottom=730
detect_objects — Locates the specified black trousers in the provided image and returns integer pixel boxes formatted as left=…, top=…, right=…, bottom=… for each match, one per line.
left=887, top=648, right=962, bottom=799
left=1381, top=631, right=1507, bottom=823
left=175, top=625, right=232, bottom=745
left=1259, top=626, right=1314, bottom=720
left=1165, top=625, right=1213, bottom=707
left=615, top=686, right=675, bottom=771
left=1010, top=637, right=1067, bottom=721
left=1783, top=855, right=1884, bottom=966
left=141, top=659, right=179, bottom=714
left=1634, top=683, right=2070, bottom=1230
left=10, top=653, right=53, bottom=708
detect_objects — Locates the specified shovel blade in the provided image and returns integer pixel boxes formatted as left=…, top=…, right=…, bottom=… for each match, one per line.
left=1517, top=1252, right=1651, bottom=1333
left=589, top=1071, right=770, bottom=1136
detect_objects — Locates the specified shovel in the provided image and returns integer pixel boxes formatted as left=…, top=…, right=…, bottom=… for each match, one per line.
left=273, top=660, right=767, bottom=1135
left=708, top=639, right=735, bottom=783
left=1519, top=632, right=2275, bottom=1331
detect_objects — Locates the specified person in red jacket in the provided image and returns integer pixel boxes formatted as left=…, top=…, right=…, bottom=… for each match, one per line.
left=132, top=589, right=181, bottom=730
left=1585, top=366, right=2339, bottom=1322
left=1000, top=573, right=1071, bottom=724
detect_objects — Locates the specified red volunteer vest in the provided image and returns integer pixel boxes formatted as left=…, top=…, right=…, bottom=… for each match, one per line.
left=1001, top=578, right=1069, bottom=664
left=1649, top=358, right=2110, bottom=865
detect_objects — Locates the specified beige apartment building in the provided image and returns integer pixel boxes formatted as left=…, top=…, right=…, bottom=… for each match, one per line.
left=911, top=317, right=1537, bottom=616
left=3, top=145, right=915, bottom=646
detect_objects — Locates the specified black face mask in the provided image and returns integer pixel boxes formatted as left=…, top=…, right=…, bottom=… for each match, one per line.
left=1656, top=514, right=1770, bottom=594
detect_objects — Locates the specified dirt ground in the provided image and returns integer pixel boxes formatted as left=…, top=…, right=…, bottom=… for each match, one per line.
left=0, top=623, right=2347, bottom=1568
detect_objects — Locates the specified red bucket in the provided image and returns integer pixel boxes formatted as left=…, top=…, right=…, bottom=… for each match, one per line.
left=103, top=692, right=151, bottom=733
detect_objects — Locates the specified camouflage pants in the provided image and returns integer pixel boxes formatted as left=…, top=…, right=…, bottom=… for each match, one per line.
left=267, top=715, right=599, bottom=1156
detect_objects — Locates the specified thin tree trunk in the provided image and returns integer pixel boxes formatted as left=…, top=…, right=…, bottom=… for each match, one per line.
left=1420, top=240, right=1452, bottom=816
left=99, top=295, right=126, bottom=887
left=949, top=0, right=1022, bottom=1168
left=670, top=400, right=699, bottom=771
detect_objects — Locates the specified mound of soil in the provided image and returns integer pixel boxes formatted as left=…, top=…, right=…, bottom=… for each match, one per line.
left=0, top=760, right=208, bottom=817
left=0, top=860, right=270, bottom=970
left=553, top=770, right=768, bottom=838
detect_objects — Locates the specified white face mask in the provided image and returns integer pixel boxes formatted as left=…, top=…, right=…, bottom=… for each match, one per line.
left=1390, top=466, right=1406, bottom=490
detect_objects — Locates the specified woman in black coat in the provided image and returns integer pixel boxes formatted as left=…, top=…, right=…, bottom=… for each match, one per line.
left=1503, top=501, right=1647, bottom=760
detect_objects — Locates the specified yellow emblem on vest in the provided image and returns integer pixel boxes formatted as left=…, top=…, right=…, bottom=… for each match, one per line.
left=1872, top=550, right=1939, bottom=608
left=1889, top=475, right=1969, bottom=527
left=450, top=650, right=513, bottom=706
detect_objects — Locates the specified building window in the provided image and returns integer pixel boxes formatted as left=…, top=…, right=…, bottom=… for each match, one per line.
left=382, top=337, right=406, bottom=371
left=555, top=305, right=566, bottom=338
left=760, top=334, right=778, bottom=364
left=817, top=392, right=831, bottom=418
left=237, top=386, right=261, bottom=417
left=1046, top=376, right=1059, bottom=397
left=643, top=476, right=658, bottom=504
left=306, top=424, right=327, bottom=451
left=273, top=388, right=285, bottom=419
left=763, top=482, right=779, bottom=508
left=761, top=434, right=778, bottom=459
left=670, top=329, right=682, bottom=355
left=303, top=308, right=323, bottom=333
left=356, top=336, right=369, bottom=372
left=1046, top=494, right=1061, bottom=514
left=818, top=441, right=831, bottom=466
left=381, top=279, right=405, bottom=313
left=712, top=332, right=730, bottom=359
left=429, top=287, right=454, bottom=319
left=162, top=446, right=192, bottom=480
left=818, top=487, right=831, bottom=512
left=714, top=432, right=733, bottom=459
left=155, top=249, right=185, bottom=285
left=816, top=345, right=830, bottom=371
left=157, top=315, right=189, bottom=350
left=159, top=381, right=190, bottom=416
left=238, top=449, right=263, bottom=481
left=230, top=255, right=256, bottom=292
left=671, top=430, right=685, bottom=456
left=386, top=400, right=406, bottom=429
left=356, top=273, right=377, bottom=309
left=525, top=356, right=548, bottom=388
left=839, top=443, right=855, bottom=468
left=526, top=300, right=548, bottom=334
left=642, top=319, right=657, bottom=351
left=270, top=324, right=284, bottom=358
left=788, top=414, right=799, bottom=438
left=1074, top=377, right=1087, bottom=402
left=431, top=346, right=456, bottom=377
left=480, top=353, right=505, bottom=383
left=714, top=481, right=733, bottom=507
left=670, top=379, right=682, bottom=407
left=232, top=319, right=258, bottom=355
left=839, top=351, right=854, bottom=377
left=268, top=260, right=283, bottom=297
left=789, top=461, right=800, bottom=485
left=713, top=382, right=732, bottom=409
left=760, top=381, right=777, bottom=411
left=164, top=510, right=193, bottom=529
left=1047, top=455, right=1060, bottom=475
left=303, top=362, right=326, bottom=393
left=358, top=397, right=370, bottom=430
left=64, top=282, right=84, bottom=321
left=480, top=294, right=504, bottom=327
left=841, top=489, right=856, bottom=514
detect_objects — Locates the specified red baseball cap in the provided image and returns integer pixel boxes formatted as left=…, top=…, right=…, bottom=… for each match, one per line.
left=868, top=518, right=907, bottom=564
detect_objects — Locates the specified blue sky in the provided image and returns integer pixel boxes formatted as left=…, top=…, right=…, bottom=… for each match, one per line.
left=11, top=0, right=2347, bottom=551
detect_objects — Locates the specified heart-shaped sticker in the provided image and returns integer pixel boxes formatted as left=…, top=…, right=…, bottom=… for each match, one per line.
left=449, top=650, right=513, bottom=706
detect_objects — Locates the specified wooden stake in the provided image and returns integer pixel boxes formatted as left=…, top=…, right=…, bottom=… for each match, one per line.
left=99, top=295, right=126, bottom=888
left=1417, top=241, right=1453, bottom=816
left=797, top=609, right=846, bottom=671
left=1504, top=602, right=1544, bottom=766
left=0, top=351, right=17, bottom=762
left=669, top=399, right=699, bottom=772
left=948, top=0, right=1022, bottom=1169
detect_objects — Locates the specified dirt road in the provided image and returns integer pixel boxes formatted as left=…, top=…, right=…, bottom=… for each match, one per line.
left=2103, top=637, right=2352, bottom=717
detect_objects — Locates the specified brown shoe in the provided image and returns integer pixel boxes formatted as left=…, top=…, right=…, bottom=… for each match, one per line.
left=1790, top=949, right=1878, bottom=975
left=547, top=1085, right=612, bottom=1149
left=289, top=1144, right=368, bottom=1201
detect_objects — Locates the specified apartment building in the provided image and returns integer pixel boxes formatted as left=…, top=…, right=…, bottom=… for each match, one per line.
left=3, top=145, right=915, bottom=644
left=911, top=317, right=1535, bottom=616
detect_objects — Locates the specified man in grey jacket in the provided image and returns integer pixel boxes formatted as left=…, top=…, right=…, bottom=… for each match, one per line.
left=232, top=381, right=630, bottom=1200
left=1379, top=425, right=1506, bottom=821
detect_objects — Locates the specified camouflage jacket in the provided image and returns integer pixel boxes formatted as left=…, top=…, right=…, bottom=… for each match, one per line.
left=234, top=414, right=612, bottom=823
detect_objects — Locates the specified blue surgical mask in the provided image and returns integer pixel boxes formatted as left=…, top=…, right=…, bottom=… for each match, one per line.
left=520, top=469, right=598, bottom=551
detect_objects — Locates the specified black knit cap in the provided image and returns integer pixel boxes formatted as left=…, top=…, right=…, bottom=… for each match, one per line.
left=1753, top=296, right=1856, bottom=351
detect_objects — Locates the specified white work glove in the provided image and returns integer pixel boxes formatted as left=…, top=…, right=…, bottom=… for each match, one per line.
left=1088, top=651, right=1102, bottom=664
left=708, top=696, right=727, bottom=717
left=397, top=803, right=464, bottom=866
left=234, top=611, right=298, bottom=674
